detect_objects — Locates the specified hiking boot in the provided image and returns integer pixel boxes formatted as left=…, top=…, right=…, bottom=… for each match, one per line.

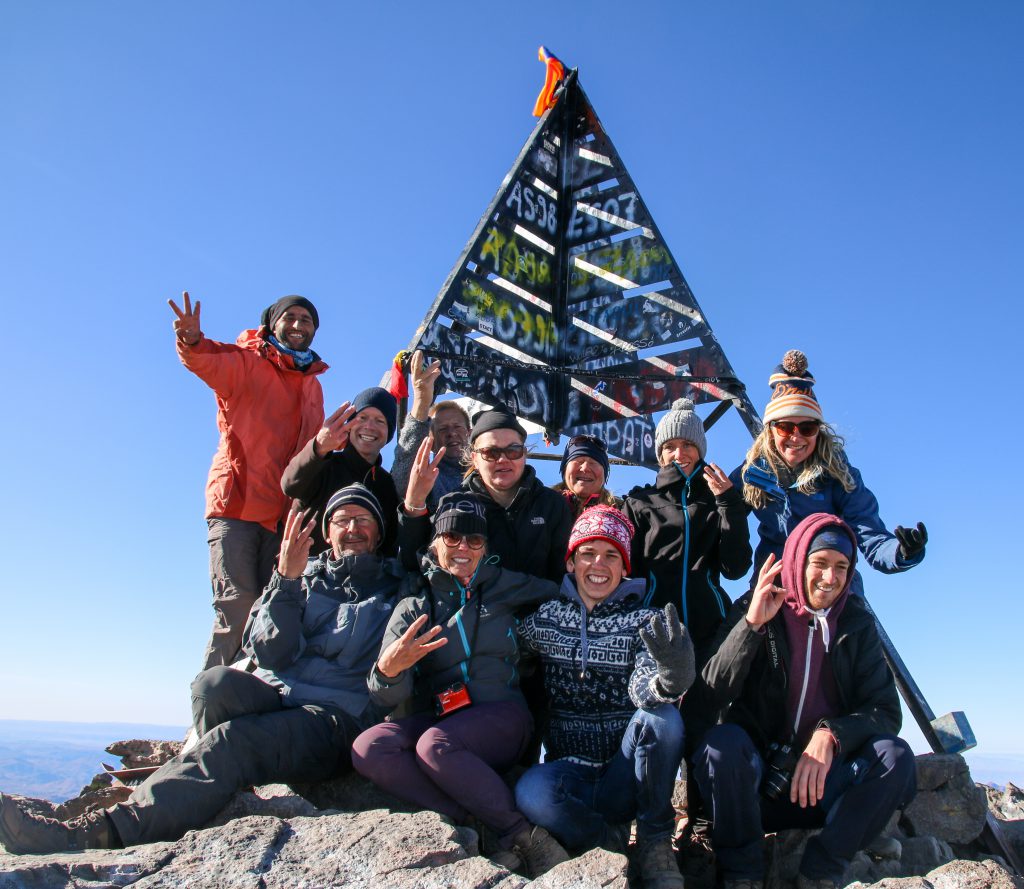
left=601, top=820, right=631, bottom=855
left=864, top=834, right=902, bottom=860
left=491, top=825, right=570, bottom=878
left=0, top=793, right=116, bottom=855
left=796, top=876, right=837, bottom=889
left=636, top=836, right=684, bottom=889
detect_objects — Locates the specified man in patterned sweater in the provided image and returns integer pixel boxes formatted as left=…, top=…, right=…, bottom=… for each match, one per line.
left=515, top=506, right=695, bottom=889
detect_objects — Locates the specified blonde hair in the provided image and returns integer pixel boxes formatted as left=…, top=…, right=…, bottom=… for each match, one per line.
left=741, top=422, right=855, bottom=510
left=552, top=481, right=619, bottom=508
left=429, top=400, right=471, bottom=427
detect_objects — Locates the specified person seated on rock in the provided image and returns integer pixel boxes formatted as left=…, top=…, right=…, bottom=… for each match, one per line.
left=398, top=406, right=572, bottom=583
left=283, top=386, right=401, bottom=556
left=390, top=350, right=471, bottom=512
left=552, top=433, right=620, bottom=521
left=691, top=512, right=917, bottom=889
left=0, top=485, right=411, bottom=855
left=514, top=505, right=693, bottom=889
left=352, top=492, right=569, bottom=879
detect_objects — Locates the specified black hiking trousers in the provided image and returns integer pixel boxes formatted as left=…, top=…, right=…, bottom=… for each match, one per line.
left=107, top=666, right=360, bottom=846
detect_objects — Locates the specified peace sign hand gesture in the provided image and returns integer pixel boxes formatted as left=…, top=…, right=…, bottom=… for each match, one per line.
left=405, top=435, right=447, bottom=511
left=745, top=553, right=786, bottom=630
left=314, top=402, right=357, bottom=457
left=376, top=613, right=449, bottom=678
left=277, top=502, right=318, bottom=579
left=168, top=291, right=202, bottom=346
left=703, top=462, right=734, bottom=496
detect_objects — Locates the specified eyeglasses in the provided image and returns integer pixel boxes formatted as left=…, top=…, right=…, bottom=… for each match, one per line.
left=330, top=514, right=376, bottom=529
left=568, top=434, right=607, bottom=451
left=439, top=532, right=486, bottom=550
left=472, top=444, right=526, bottom=462
left=770, top=420, right=820, bottom=437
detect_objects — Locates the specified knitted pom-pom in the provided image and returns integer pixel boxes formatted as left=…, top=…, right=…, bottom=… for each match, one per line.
left=782, top=350, right=808, bottom=376
left=672, top=398, right=695, bottom=412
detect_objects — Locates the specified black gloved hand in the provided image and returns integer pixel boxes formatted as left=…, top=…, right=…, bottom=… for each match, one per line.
left=639, top=603, right=695, bottom=698
left=894, top=522, right=928, bottom=560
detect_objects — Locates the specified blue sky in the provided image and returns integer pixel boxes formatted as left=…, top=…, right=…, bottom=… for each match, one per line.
left=1, top=2, right=1021, bottom=772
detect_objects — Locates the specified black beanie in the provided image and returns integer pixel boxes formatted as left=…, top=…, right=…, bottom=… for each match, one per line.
left=261, top=295, right=320, bottom=332
left=352, top=387, right=398, bottom=443
left=559, top=434, right=610, bottom=480
left=469, top=406, right=526, bottom=444
left=321, top=483, right=385, bottom=545
left=432, top=493, right=489, bottom=538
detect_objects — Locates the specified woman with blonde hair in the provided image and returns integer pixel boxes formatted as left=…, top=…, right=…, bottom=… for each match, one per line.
left=734, top=349, right=927, bottom=595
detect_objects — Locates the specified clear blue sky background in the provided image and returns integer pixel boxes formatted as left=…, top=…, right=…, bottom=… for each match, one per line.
left=2, top=2, right=1021, bottom=773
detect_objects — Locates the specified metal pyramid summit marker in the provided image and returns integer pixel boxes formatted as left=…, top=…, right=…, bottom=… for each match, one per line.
left=406, top=68, right=760, bottom=467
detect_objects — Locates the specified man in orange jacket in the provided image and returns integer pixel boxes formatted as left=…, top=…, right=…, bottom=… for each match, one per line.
left=169, top=291, right=328, bottom=669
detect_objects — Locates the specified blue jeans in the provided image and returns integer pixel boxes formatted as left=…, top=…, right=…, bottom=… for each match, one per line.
left=693, top=723, right=917, bottom=884
left=515, top=703, right=684, bottom=851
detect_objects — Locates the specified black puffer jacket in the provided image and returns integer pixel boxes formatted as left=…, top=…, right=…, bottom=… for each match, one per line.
left=698, top=592, right=901, bottom=756
left=398, top=464, right=572, bottom=582
left=623, top=463, right=752, bottom=655
left=368, top=554, right=559, bottom=714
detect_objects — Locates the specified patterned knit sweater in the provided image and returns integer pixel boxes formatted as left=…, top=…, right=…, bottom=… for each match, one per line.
left=518, top=575, right=680, bottom=766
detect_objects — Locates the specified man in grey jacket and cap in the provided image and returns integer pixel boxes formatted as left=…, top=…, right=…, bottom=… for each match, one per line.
left=0, top=485, right=410, bottom=855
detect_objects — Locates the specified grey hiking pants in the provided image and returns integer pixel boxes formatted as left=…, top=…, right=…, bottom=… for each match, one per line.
left=202, top=517, right=281, bottom=670
left=107, top=667, right=360, bottom=846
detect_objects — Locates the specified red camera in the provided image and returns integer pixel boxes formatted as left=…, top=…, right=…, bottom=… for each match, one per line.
left=434, top=682, right=472, bottom=717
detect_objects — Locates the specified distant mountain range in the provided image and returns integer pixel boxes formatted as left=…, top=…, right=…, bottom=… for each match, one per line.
left=0, top=720, right=1019, bottom=803
left=0, top=720, right=186, bottom=803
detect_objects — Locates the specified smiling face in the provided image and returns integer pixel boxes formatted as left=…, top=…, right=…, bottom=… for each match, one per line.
left=564, top=456, right=606, bottom=499
left=272, top=306, right=316, bottom=352
left=804, top=548, right=850, bottom=610
left=433, top=533, right=486, bottom=584
left=568, top=541, right=625, bottom=611
left=327, top=504, right=380, bottom=558
left=431, top=406, right=470, bottom=465
left=471, top=429, right=527, bottom=493
left=770, top=419, right=820, bottom=469
left=350, top=406, right=389, bottom=461
left=658, top=438, right=701, bottom=474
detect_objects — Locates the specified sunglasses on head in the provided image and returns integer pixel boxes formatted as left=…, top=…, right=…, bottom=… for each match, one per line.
left=770, top=420, right=821, bottom=436
left=472, top=444, right=527, bottom=462
left=439, top=531, right=486, bottom=550
left=568, top=434, right=607, bottom=451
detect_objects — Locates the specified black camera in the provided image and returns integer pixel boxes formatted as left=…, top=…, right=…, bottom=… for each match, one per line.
left=761, top=741, right=799, bottom=801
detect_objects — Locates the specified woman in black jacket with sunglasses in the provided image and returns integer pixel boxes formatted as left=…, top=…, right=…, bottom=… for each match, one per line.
left=399, top=406, right=572, bottom=584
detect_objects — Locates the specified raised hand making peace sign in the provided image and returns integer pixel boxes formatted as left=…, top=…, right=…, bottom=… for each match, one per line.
left=313, top=402, right=358, bottom=458
left=168, top=291, right=202, bottom=346
left=404, top=435, right=447, bottom=512
left=376, top=613, right=449, bottom=678
left=277, top=502, right=318, bottom=580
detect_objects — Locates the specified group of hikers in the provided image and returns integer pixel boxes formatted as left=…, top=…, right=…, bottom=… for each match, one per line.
left=0, top=293, right=929, bottom=889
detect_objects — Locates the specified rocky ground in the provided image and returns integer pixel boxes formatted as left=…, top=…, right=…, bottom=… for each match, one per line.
left=1, top=742, right=1022, bottom=888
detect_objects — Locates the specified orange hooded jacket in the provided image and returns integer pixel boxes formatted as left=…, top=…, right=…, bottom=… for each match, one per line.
left=177, top=328, right=328, bottom=532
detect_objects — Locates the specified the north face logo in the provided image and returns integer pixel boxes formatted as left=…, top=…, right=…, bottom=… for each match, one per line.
left=531, top=517, right=546, bottom=525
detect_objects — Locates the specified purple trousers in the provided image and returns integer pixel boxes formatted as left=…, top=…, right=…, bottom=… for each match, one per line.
left=352, top=700, right=532, bottom=849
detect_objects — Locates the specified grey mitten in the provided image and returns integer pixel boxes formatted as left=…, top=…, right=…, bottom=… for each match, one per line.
left=639, top=603, right=696, bottom=697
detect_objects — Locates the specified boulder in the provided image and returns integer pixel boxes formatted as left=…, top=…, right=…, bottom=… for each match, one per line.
left=105, top=740, right=183, bottom=769
left=902, top=755, right=988, bottom=845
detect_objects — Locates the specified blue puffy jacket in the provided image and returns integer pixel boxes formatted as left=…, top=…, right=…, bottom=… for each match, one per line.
left=731, top=456, right=924, bottom=595
left=245, top=552, right=412, bottom=727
